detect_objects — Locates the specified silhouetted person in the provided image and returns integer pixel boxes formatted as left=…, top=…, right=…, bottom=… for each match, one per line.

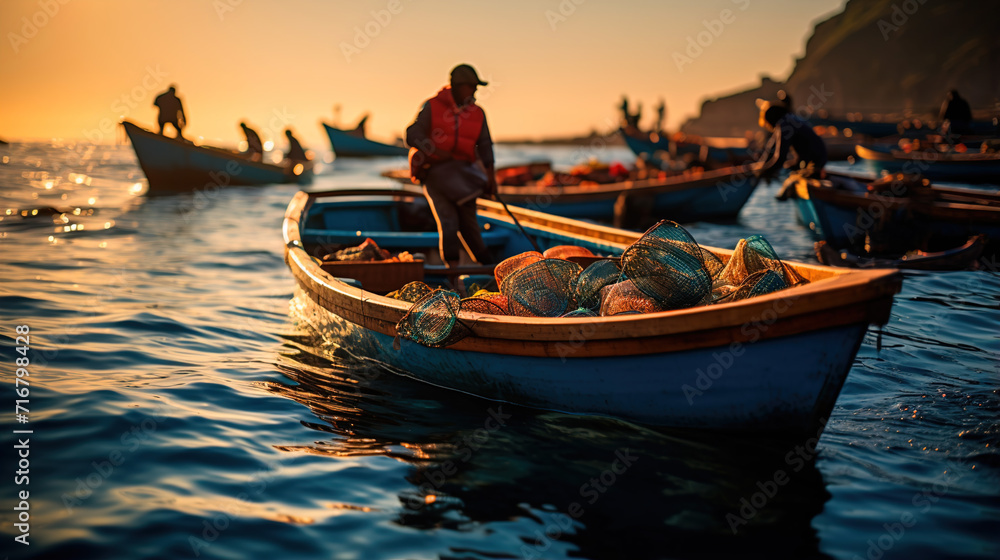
left=284, top=129, right=307, bottom=163
left=406, top=63, right=495, bottom=267
left=153, top=85, right=186, bottom=139
left=756, top=100, right=827, bottom=181
left=240, top=122, right=263, bottom=162
left=940, top=90, right=973, bottom=135
left=655, top=99, right=666, bottom=134
left=619, top=96, right=631, bottom=127
left=619, top=95, right=642, bottom=130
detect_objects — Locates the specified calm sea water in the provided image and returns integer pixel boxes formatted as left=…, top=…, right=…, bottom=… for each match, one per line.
left=1, top=141, right=997, bottom=560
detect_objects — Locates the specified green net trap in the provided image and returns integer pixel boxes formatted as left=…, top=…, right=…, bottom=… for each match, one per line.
left=501, top=258, right=583, bottom=317
left=393, top=222, right=808, bottom=348
left=574, top=259, right=623, bottom=311
left=619, top=220, right=713, bottom=309
left=387, top=281, right=433, bottom=303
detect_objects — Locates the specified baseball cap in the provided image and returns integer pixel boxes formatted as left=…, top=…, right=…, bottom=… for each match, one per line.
left=450, top=64, right=488, bottom=86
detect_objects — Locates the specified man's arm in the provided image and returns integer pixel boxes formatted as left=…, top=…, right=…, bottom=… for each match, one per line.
left=758, top=126, right=788, bottom=178
left=405, top=101, right=450, bottom=160
left=476, top=117, right=495, bottom=169
left=477, top=118, right=497, bottom=196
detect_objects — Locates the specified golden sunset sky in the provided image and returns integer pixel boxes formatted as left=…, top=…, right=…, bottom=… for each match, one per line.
left=1, top=0, right=845, bottom=148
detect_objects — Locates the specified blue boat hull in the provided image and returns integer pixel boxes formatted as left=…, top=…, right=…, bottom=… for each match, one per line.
left=621, top=129, right=753, bottom=164
left=792, top=197, right=826, bottom=237
left=809, top=193, right=1000, bottom=249
left=809, top=117, right=997, bottom=138
left=122, top=121, right=308, bottom=191
left=322, top=123, right=408, bottom=158
left=802, top=176, right=1000, bottom=250
left=514, top=175, right=758, bottom=223
left=861, top=157, right=1000, bottom=184
left=284, top=190, right=903, bottom=434
left=498, top=165, right=763, bottom=227
left=856, top=144, right=1000, bottom=184
left=296, top=288, right=865, bottom=432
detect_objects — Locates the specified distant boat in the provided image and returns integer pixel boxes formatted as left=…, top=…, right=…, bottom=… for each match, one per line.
left=321, top=123, right=408, bottom=158
left=620, top=128, right=755, bottom=167
left=855, top=144, right=1000, bottom=183
left=383, top=162, right=762, bottom=228
left=809, top=116, right=998, bottom=138
left=815, top=235, right=986, bottom=270
left=284, top=187, right=902, bottom=434
left=121, top=121, right=311, bottom=193
left=782, top=171, right=1000, bottom=251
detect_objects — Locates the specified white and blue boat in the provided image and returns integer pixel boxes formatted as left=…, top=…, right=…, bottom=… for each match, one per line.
left=321, top=122, right=408, bottom=158
left=283, top=189, right=902, bottom=435
left=122, top=120, right=311, bottom=192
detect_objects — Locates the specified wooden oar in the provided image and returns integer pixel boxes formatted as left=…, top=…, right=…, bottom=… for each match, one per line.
left=493, top=192, right=543, bottom=254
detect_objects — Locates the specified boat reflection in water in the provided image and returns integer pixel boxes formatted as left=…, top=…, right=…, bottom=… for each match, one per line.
left=263, top=293, right=835, bottom=559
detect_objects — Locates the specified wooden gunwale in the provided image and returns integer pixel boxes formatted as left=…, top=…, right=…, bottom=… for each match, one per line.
left=494, top=165, right=760, bottom=204
left=382, top=165, right=762, bottom=203
left=856, top=144, right=1000, bottom=164
left=854, top=145, right=896, bottom=162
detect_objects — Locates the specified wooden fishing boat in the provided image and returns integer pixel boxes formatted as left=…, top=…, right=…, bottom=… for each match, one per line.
left=283, top=188, right=902, bottom=435
left=807, top=117, right=900, bottom=138
left=809, top=116, right=998, bottom=138
left=383, top=164, right=761, bottom=227
left=321, top=123, right=408, bottom=158
left=815, top=235, right=986, bottom=270
left=122, top=120, right=312, bottom=192
left=855, top=144, right=1000, bottom=183
left=620, top=128, right=755, bottom=167
left=782, top=171, right=1000, bottom=251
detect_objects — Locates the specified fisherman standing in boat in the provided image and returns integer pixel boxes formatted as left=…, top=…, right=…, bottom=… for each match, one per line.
left=654, top=99, right=666, bottom=135
left=756, top=99, right=827, bottom=183
left=284, top=128, right=308, bottom=163
left=153, top=85, right=186, bottom=139
left=240, top=122, right=263, bottom=162
left=939, top=89, right=973, bottom=136
left=405, top=63, right=496, bottom=267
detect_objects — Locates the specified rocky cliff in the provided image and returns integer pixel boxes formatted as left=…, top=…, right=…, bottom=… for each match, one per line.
left=681, top=0, right=1000, bottom=137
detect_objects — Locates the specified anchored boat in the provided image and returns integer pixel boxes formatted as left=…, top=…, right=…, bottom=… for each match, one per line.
left=283, top=188, right=902, bottom=434
left=620, top=128, right=755, bottom=167
left=383, top=163, right=762, bottom=227
left=321, top=123, right=408, bottom=158
left=855, top=144, right=1000, bottom=184
left=781, top=171, right=1000, bottom=251
left=122, top=120, right=311, bottom=192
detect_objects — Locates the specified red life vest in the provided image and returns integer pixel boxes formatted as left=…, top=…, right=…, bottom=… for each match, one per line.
left=427, top=86, right=485, bottom=162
